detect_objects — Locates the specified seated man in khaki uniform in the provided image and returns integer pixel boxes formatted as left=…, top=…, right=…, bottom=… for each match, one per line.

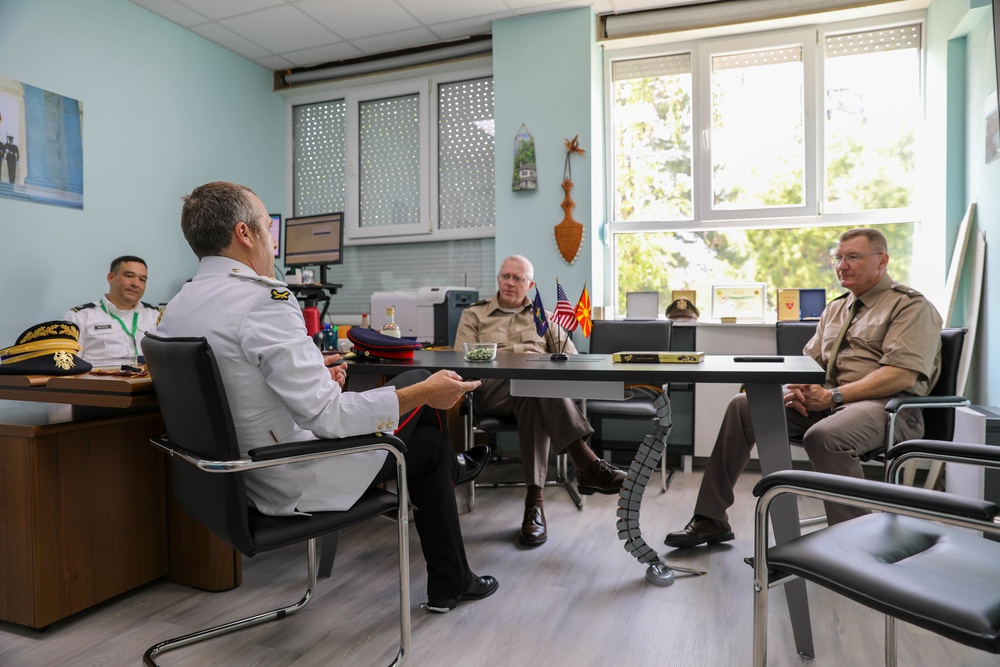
left=665, top=227, right=943, bottom=548
left=455, top=255, right=626, bottom=547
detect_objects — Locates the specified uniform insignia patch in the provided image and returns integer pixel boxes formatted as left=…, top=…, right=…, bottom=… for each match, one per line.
left=271, top=289, right=291, bottom=301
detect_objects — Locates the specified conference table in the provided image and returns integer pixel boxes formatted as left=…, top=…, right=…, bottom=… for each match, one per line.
left=0, top=372, right=240, bottom=629
left=348, top=350, right=825, bottom=658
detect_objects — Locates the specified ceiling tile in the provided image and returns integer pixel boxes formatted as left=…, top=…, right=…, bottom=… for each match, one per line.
left=129, top=0, right=210, bottom=27
left=190, top=22, right=271, bottom=59
left=428, top=13, right=506, bottom=41
left=295, top=0, right=420, bottom=40
left=255, top=54, right=297, bottom=70
left=220, top=5, right=339, bottom=54
left=279, top=42, right=364, bottom=68
left=351, top=27, right=439, bottom=56
left=176, top=0, right=283, bottom=21
left=395, top=0, right=509, bottom=26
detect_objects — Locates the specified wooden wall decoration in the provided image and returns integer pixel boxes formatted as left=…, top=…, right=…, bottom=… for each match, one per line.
left=555, top=135, right=586, bottom=264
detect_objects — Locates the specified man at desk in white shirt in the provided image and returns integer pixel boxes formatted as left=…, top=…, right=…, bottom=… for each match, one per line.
left=64, top=255, right=160, bottom=365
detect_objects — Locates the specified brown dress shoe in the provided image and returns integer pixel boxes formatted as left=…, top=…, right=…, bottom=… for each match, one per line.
left=664, top=515, right=734, bottom=549
left=576, top=459, right=627, bottom=495
left=520, top=505, right=547, bottom=546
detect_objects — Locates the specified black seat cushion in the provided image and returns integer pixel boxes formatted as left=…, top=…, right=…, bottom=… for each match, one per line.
left=585, top=399, right=657, bottom=418
left=767, top=513, right=1000, bottom=653
left=477, top=414, right=518, bottom=431
left=247, top=488, right=399, bottom=552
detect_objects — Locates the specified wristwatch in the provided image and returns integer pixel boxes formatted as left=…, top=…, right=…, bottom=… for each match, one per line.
left=831, top=387, right=845, bottom=406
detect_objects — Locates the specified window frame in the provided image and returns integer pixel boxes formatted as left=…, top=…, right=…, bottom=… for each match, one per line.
left=602, top=11, right=928, bottom=315
left=284, top=62, right=495, bottom=246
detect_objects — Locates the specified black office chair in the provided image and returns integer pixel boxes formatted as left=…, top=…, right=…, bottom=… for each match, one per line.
left=463, top=393, right=582, bottom=512
left=752, top=438, right=1000, bottom=666
left=586, top=320, right=673, bottom=491
left=774, top=320, right=818, bottom=357
left=776, top=324, right=970, bottom=477
left=140, top=334, right=410, bottom=667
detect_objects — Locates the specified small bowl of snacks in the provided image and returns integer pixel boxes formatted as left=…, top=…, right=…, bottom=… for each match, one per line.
left=463, top=342, right=498, bottom=362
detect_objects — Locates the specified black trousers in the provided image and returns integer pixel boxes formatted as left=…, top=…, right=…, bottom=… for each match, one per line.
left=369, top=370, right=471, bottom=600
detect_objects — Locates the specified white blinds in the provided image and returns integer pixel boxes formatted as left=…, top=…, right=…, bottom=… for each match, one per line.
left=359, top=94, right=422, bottom=229
left=293, top=99, right=346, bottom=217
left=438, top=77, right=495, bottom=231
left=826, top=24, right=921, bottom=58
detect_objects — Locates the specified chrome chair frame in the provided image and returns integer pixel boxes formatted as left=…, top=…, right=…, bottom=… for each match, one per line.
left=752, top=439, right=1000, bottom=666
left=141, top=334, right=410, bottom=667
left=462, top=391, right=581, bottom=512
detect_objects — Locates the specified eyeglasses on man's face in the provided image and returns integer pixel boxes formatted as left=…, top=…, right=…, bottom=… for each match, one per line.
left=830, top=252, right=883, bottom=267
left=498, top=273, right=530, bottom=285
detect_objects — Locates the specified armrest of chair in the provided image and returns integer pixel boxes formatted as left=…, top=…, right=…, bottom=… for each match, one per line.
left=150, top=432, right=405, bottom=473
left=249, top=433, right=406, bottom=461
left=884, top=395, right=970, bottom=414
left=886, top=438, right=1000, bottom=466
left=752, top=469, right=1000, bottom=523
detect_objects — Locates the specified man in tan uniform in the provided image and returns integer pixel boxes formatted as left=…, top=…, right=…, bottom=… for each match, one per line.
left=666, top=228, right=943, bottom=548
left=455, top=255, right=626, bottom=547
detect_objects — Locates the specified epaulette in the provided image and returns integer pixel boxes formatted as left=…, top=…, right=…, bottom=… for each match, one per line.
left=70, top=302, right=98, bottom=312
left=891, top=283, right=924, bottom=299
left=829, top=292, right=849, bottom=302
left=469, top=298, right=489, bottom=306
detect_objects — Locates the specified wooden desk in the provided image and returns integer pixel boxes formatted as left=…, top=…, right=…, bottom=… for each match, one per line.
left=0, top=374, right=241, bottom=629
left=0, top=373, right=156, bottom=409
left=349, top=351, right=823, bottom=657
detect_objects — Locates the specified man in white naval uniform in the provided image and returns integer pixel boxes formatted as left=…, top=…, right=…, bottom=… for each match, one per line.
left=64, top=255, right=160, bottom=365
left=155, top=181, right=497, bottom=613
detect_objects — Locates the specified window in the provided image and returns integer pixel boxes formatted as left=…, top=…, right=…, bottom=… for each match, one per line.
left=289, top=67, right=495, bottom=314
left=607, top=16, right=922, bottom=316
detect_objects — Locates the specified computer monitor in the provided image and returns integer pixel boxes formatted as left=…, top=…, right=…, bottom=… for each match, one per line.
left=284, top=212, right=344, bottom=284
left=267, top=213, right=282, bottom=259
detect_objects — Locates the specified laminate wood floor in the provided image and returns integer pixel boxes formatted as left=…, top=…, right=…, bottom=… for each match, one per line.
left=1, top=466, right=995, bottom=666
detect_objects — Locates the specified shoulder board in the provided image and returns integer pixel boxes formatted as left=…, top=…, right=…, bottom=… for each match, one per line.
left=891, top=283, right=924, bottom=299
left=270, top=288, right=292, bottom=301
left=227, top=270, right=286, bottom=287
left=830, top=292, right=849, bottom=302
left=70, top=302, right=98, bottom=312
left=469, top=299, right=489, bottom=307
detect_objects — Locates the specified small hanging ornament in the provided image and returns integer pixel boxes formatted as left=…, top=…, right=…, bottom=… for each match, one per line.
left=512, top=124, right=537, bottom=192
left=555, top=135, right=586, bottom=264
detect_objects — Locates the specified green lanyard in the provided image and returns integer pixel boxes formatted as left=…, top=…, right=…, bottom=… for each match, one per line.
left=100, top=300, right=139, bottom=350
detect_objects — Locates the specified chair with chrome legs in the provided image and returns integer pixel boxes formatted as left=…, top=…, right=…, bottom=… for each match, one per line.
left=586, top=319, right=674, bottom=491
left=752, top=438, right=1000, bottom=666
left=140, top=333, right=409, bottom=667
left=462, top=392, right=581, bottom=512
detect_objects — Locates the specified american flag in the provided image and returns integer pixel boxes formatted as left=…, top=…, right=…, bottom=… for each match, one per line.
left=551, top=280, right=578, bottom=331
left=575, top=284, right=592, bottom=338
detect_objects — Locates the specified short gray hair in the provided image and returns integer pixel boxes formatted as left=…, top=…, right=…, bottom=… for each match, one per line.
left=180, top=181, right=261, bottom=259
left=501, top=254, right=534, bottom=281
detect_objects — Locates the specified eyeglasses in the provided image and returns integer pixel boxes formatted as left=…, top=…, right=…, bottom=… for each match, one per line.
left=830, top=252, right=882, bottom=266
left=498, top=273, right=530, bottom=285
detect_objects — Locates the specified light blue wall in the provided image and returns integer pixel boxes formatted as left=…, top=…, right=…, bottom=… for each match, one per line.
left=493, top=9, right=603, bottom=347
left=0, top=0, right=284, bottom=346
left=927, top=0, right=1000, bottom=405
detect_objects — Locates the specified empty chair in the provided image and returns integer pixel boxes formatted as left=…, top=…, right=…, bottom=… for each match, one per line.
left=587, top=320, right=673, bottom=490
left=752, top=438, right=1000, bottom=666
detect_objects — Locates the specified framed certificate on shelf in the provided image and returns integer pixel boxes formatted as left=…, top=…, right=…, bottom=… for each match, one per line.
left=711, top=284, right=766, bottom=321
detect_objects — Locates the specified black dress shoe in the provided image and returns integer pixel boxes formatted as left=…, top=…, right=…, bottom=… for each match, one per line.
left=577, top=459, right=627, bottom=495
left=454, top=445, right=491, bottom=486
left=519, top=505, right=547, bottom=546
left=424, top=574, right=499, bottom=613
left=664, top=515, right=734, bottom=549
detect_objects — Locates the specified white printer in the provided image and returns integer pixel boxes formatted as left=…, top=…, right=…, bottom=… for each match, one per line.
left=370, top=286, right=479, bottom=346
